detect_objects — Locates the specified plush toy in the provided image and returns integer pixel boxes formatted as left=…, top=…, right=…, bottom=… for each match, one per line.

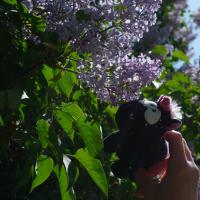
left=104, top=95, right=182, bottom=179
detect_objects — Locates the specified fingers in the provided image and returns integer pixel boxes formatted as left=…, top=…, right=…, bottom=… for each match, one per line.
left=147, top=159, right=168, bottom=180
left=163, top=131, right=187, bottom=166
left=133, top=168, right=158, bottom=194
left=182, top=139, right=194, bottom=162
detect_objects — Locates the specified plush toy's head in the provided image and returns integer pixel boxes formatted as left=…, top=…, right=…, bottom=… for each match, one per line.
left=104, top=95, right=182, bottom=178
left=116, top=95, right=182, bottom=134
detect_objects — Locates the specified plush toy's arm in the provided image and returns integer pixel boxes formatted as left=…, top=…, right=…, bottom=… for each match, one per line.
left=104, top=131, right=120, bottom=153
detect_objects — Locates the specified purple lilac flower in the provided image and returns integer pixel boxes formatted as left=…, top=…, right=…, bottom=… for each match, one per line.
left=23, top=0, right=163, bottom=104
left=78, top=54, right=162, bottom=104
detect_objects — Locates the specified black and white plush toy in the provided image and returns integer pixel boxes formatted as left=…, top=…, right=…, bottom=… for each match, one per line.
left=104, top=95, right=182, bottom=178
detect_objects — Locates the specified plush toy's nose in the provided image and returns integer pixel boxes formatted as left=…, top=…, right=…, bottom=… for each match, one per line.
left=158, top=95, right=171, bottom=112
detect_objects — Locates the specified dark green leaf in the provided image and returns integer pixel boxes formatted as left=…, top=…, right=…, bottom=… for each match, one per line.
left=0, top=89, right=22, bottom=111
left=75, top=10, right=91, bottom=21
left=36, top=119, right=50, bottom=148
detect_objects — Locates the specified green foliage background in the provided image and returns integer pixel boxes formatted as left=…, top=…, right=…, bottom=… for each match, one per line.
left=0, top=0, right=199, bottom=199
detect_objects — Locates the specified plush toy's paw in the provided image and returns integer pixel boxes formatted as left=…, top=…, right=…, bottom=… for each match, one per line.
left=111, top=160, right=131, bottom=178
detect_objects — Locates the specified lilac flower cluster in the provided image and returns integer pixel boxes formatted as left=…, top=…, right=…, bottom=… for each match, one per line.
left=23, top=0, right=163, bottom=104
left=78, top=54, right=162, bottom=104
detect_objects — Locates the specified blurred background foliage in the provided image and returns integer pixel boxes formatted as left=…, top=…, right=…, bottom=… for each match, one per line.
left=0, top=0, right=199, bottom=199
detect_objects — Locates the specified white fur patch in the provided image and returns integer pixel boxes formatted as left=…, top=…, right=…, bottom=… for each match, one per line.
left=171, top=101, right=182, bottom=119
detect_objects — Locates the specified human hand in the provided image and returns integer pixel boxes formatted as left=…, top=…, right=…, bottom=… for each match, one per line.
left=133, top=130, right=200, bottom=200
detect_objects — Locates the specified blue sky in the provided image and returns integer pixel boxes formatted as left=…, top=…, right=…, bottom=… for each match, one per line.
left=188, top=0, right=200, bottom=64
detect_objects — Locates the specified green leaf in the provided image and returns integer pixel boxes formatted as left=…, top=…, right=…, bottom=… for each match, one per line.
left=172, top=50, right=189, bottom=63
left=173, top=72, right=190, bottom=84
left=54, top=110, right=74, bottom=141
left=54, top=103, right=86, bottom=141
left=77, top=122, right=103, bottom=157
left=0, top=115, right=4, bottom=126
left=61, top=103, right=86, bottom=122
left=31, top=15, right=46, bottom=32
left=165, top=80, right=186, bottom=93
left=152, top=45, right=168, bottom=56
left=42, top=64, right=54, bottom=86
left=30, top=155, right=54, bottom=192
left=67, top=161, right=79, bottom=190
left=36, top=119, right=50, bottom=148
left=74, top=149, right=108, bottom=197
left=58, top=72, right=75, bottom=98
left=2, top=0, right=17, bottom=5
left=54, top=164, right=76, bottom=200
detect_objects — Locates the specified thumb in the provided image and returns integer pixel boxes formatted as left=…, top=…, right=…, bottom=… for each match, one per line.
left=163, top=130, right=187, bottom=167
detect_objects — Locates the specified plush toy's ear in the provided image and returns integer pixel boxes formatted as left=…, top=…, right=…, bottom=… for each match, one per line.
left=104, top=131, right=120, bottom=153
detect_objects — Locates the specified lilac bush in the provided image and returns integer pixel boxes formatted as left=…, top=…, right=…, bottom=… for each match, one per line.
left=23, top=0, right=163, bottom=104
left=135, top=0, right=196, bottom=54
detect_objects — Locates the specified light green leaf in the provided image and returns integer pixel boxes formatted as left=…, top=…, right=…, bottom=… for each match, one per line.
left=74, top=149, right=108, bottom=197
left=2, top=0, right=17, bottom=5
left=58, top=72, right=75, bottom=98
left=152, top=45, right=168, bottom=56
left=36, top=119, right=50, bottom=148
left=0, top=115, right=4, bottom=126
left=173, top=72, right=190, bottom=83
left=54, top=164, right=76, bottom=200
left=61, top=103, right=86, bottom=122
left=77, top=122, right=103, bottom=157
left=54, top=110, right=74, bottom=141
left=42, top=65, right=54, bottom=86
left=30, top=155, right=54, bottom=192
left=172, top=50, right=189, bottom=63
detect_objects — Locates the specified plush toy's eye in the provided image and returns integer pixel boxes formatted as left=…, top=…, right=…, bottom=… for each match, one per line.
left=144, top=101, right=161, bottom=125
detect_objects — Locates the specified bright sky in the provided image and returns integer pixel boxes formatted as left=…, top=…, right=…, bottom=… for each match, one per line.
left=188, top=0, right=200, bottom=64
